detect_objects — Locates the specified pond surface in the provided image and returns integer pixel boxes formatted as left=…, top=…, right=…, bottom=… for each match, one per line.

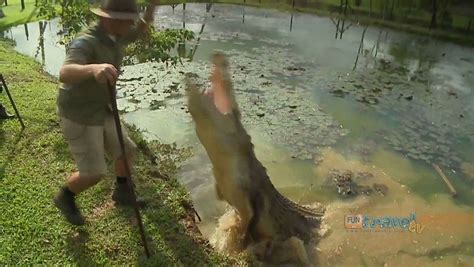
left=3, top=3, right=474, bottom=266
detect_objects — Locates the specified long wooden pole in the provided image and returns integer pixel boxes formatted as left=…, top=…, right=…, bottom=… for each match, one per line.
left=0, top=74, right=25, bottom=129
left=107, top=83, right=150, bottom=257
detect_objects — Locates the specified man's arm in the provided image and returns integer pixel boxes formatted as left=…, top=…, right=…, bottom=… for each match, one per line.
left=60, top=36, right=118, bottom=85
left=123, top=0, right=159, bottom=42
left=59, top=63, right=118, bottom=85
left=142, top=0, right=159, bottom=25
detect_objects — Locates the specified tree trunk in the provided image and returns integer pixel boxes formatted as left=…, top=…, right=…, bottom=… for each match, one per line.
left=369, top=0, right=372, bottom=16
left=335, top=0, right=343, bottom=39
left=440, top=0, right=452, bottom=28
left=21, top=0, right=25, bottom=10
left=343, top=0, right=349, bottom=16
left=405, top=0, right=412, bottom=20
left=390, top=0, right=396, bottom=20
left=340, top=0, right=349, bottom=39
left=430, top=0, right=437, bottom=29
left=382, top=0, right=388, bottom=20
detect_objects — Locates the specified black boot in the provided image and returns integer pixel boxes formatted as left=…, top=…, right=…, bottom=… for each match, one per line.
left=112, top=181, right=147, bottom=207
left=0, top=104, right=14, bottom=120
left=53, top=186, right=85, bottom=226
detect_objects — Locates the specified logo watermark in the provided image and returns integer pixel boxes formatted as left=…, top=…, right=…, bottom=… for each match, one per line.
left=344, top=213, right=425, bottom=234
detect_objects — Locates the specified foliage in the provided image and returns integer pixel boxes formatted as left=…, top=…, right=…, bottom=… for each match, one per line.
left=124, top=27, right=195, bottom=65
left=37, top=0, right=94, bottom=45
left=36, top=0, right=195, bottom=62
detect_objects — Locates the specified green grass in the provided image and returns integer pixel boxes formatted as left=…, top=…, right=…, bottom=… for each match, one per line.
left=0, top=0, right=39, bottom=30
left=0, top=39, right=249, bottom=265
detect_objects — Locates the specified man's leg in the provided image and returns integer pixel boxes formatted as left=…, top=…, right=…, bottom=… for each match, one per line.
left=67, top=171, right=102, bottom=194
left=54, top=117, right=107, bottom=225
left=103, top=113, right=144, bottom=206
left=54, top=172, right=102, bottom=225
left=115, top=154, right=131, bottom=179
left=110, top=154, right=147, bottom=206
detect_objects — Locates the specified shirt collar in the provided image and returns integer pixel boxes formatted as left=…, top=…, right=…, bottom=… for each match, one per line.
left=90, top=23, right=119, bottom=46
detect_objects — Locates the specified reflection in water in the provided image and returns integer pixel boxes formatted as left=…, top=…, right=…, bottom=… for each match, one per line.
left=3, top=19, right=65, bottom=75
left=374, top=29, right=383, bottom=58
left=332, top=0, right=354, bottom=39
left=350, top=27, right=400, bottom=71
left=34, top=21, right=47, bottom=66
left=353, top=26, right=368, bottom=70
left=171, top=3, right=178, bottom=12
left=290, top=13, right=294, bottom=32
left=334, top=16, right=352, bottom=39
left=23, top=24, right=29, bottom=40
left=189, top=4, right=213, bottom=61
left=182, top=3, right=186, bottom=29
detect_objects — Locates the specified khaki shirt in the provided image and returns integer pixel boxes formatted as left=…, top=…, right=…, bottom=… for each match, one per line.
left=57, top=23, right=141, bottom=125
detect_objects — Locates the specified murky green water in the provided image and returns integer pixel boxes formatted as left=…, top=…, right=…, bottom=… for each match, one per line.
left=4, top=3, right=474, bottom=266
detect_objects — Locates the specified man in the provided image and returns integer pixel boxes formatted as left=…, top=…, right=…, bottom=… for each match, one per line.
left=54, top=0, right=158, bottom=226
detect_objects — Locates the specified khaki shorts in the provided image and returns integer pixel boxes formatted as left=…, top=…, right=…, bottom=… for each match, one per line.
left=59, top=114, right=137, bottom=177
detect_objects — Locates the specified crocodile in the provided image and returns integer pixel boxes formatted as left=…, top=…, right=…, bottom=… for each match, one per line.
left=186, top=52, right=324, bottom=264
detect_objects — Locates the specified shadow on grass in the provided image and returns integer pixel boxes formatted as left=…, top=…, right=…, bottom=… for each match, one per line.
left=59, top=180, right=215, bottom=265
left=113, top=124, right=221, bottom=265
left=55, top=124, right=220, bottom=265
left=15, top=115, right=73, bottom=161
left=52, top=138, right=72, bottom=160
left=0, top=126, right=25, bottom=180
left=65, top=229, right=100, bottom=266
left=117, top=184, right=216, bottom=266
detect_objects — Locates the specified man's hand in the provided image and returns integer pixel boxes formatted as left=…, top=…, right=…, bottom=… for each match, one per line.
left=92, top=64, right=118, bottom=85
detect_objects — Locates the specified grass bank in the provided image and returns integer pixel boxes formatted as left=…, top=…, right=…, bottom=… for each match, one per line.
left=0, top=0, right=38, bottom=30
left=0, top=39, right=248, bottom=265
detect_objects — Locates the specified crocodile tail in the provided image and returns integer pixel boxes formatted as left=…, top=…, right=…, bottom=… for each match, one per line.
left=293, top=198, right=325, bottom=218
left=269, top=189, right=318, bottom=241
left=269, top=184, right=324, bottom=219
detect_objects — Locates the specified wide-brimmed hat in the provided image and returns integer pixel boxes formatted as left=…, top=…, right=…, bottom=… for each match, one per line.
left=91, top=0, right=140, bottom=20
